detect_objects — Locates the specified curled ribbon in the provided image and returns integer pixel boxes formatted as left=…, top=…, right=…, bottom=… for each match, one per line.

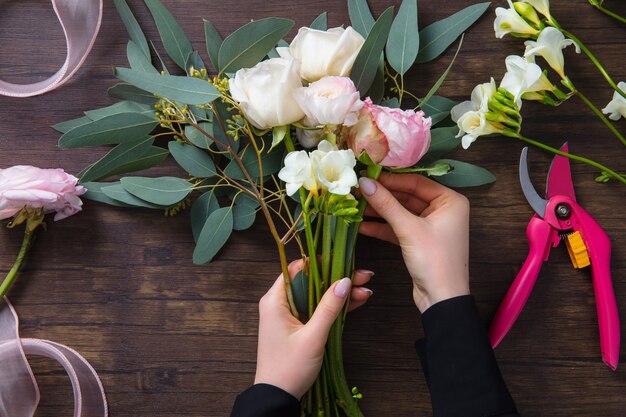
left=0, top=0, right=103, bottom=97
left=0, top=298, right=108, bottom=416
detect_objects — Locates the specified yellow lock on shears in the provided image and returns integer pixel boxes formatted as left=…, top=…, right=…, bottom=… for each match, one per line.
left=565, top=231, right=591, bottom=269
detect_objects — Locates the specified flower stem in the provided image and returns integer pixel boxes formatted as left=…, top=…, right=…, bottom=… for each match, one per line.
left=0, top=230, right=35, bottom=299
left=508, top=132, right=626, bottom=185
left=559, top=28, right=626, bottom=100
left=572, top=88, right=626, bottom=147
left=593, top=4, right=626, bottom=25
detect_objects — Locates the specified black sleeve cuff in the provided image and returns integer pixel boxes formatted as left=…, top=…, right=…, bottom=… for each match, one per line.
left=230, top=383, right=300, bottom=417
left=415, top=295, right=518, bottom=417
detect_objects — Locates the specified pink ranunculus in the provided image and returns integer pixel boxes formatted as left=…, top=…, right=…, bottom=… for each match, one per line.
left=0, top=165, right=86, bottom=221
left=345, top=98, right=432, bottom=168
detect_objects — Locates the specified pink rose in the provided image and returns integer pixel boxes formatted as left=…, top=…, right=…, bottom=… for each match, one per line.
left=0, top=165, right=86, bottom=221
left=345, top=98, right=432, bottom=168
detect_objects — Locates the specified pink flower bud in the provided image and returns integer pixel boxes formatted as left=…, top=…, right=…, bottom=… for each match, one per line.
left=345, top=98, right=431, bottom=168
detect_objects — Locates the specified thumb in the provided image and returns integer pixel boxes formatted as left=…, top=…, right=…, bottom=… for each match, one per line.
left=305, top=278, right=352, bottom=338
left=358, top=177, right=412, bottom=231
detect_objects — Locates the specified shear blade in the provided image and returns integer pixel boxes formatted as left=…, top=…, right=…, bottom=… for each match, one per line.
left=519, top=147, right=549, bottom=218
left=546, top=142, right=576, bottom=201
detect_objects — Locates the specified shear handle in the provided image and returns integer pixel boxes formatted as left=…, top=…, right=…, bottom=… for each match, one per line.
left=489, top=216, right=555, bottom=348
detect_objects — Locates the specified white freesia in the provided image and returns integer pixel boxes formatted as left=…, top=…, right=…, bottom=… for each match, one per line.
left=524, top=27, right=580, bottom=79
left=521, top=0, right=551, bottom=18
left=500, top=55, right=554, bottom=108
left=277, top=27, right=365, bottom=82
left=601, top=81, right=626, bottom=121
left=229, top=57, right=305, bottom=129
left=450, top=78, right=499, bottom=148
left=278, top=151, right=318, bottom=196
left=494, top=0, right=540, bottom=38
left=470, top=78, right=498, bottom=112
left=311, top=140, right=357, bottom=195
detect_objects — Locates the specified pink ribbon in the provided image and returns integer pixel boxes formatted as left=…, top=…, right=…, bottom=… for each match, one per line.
left=0, top=0, right=103, bottom=97
left=0, top=298, right=108, bottom=416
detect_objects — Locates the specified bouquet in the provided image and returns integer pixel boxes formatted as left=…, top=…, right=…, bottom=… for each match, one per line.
left=55, top=0, right=493, bottom=415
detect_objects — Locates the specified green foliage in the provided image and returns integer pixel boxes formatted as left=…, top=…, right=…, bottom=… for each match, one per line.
left=292, top=270, right=309, bottom=315
left=348, top=0, right=375, bottom=37
left=144, top=0, right=194, bottom=70
left=113, top=0, right=150, bottom=59
left=432, top=159, right=496, bottom=187
left=108, top=146, right=169, bottom=177
left=58, top=113, right=157, bottom=148
left=190, top=190, right=220, bottom=242
left=185, top=123, right=215, bottom=149
left=416, top=2, right=490, bottom=63
left=84, top=101, right=154, bottom=120
left=108, top=83, right=158, bottom=105
left=423, top=126, right=461, bottom=160
left=101, top=183, right=168, bottom=208
left=127, top=41, right=158, bottom=73
left=421, top=96, right=457, bottom=125
left=204, top=19, right=223, bottom=71
left=52, top=116, right=91, bottom=133
left=310, top=12, right=328, bottom=30
left=386, top=0, right=419, bottom=76
left=350, top=7, right=394, bottom=96
left=168, top=141, right=218, bottom=177
left=419, top=35, right=464, bottom=110
left=193, top=207, right=233, bottom=264
left=223, top=143, right=284, bottom=180
left=121, top=176, right=193, bottom=205
left=80, top=137, right=154, bottom=183
left=82, top=181, right=133, bottom=207
left=218, top=18, right=294, bottom=74
left=186, top=51, right=206, bottom=73
left=232, top=195, right=259, bottom=231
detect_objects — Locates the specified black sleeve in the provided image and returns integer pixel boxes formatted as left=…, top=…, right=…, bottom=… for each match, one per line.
left=415, top=295, right=520, bottom=417
left=230, top=383, right=300, bottom=417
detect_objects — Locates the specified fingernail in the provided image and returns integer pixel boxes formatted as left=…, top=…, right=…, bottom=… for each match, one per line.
left=356, top=269, right=375, bottom=277
left=334, top=278, right=352, bottom=298
left=358, top=177, right=377, bottom=196
left=357, top=287, right=373, bottom=296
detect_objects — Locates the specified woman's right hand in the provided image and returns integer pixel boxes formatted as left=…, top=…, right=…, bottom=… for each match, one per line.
left=358, top=173, right=471, bottom=312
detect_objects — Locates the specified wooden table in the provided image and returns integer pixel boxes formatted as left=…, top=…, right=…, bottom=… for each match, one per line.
left=1, top=1, right=625, bottom=416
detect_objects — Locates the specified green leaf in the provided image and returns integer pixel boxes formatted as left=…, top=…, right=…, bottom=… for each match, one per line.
left=419, top=35, right=463, bottom=110
left=84, top=101, right=153, bottom=121
left=204, top=19, right=223, bottom=71
left=380, top=97, right=400, bottom=108
left=168, top=141, right=217, bottom=177
left=348, top=0, right=375, bottom=37
left=310, top=12, right=328, bottom=30
left=291, top=270, right=309, bottom=315
left=151, top=40, right=170, bottom=74
left=190, top=190, right=220, bottom=242
left=52, top=116, right=91, bottom=133
left=127, top=41, right=159, bottom=73
left=186, top=50, right=206, bottom=74
left=121, top=176, right=193, bottom=205
left=426, top=162, right=452, bottom=176
left=366, top=55, right=385, bottom=103
left=144, top=0, right=193, bottom=70
left=108, top=83, right=158, bottom=105
left=115, top=68, right=220, bottom=105
left=424, top=126, right=460, bottom=158
left=350, top=7, right=394, bottom=96
left=416, top=2, right=490, bottom=63
left=432, top=159, right=496, bottom=187
left=267, top=39, right=289, bottom=59
left=58, top=113, right=157, bottom=148
left=218, top=17, right=294, bottom=74
left=101, top=183, right=167, bottom=208
left=224, top=144, right=283, bottom=180
left=113, top=0, right=150, bottom=59
left=193, top=207, right=233, bottom=264
left=185, top=123, right=214, bottom=149
left=80, top=137, right=154, bottom=183
left=421, top=95, right=457, bottom=118
left=271, top=125, right=288, bottom=151
left=83, top=181, right=134, bottom=207
left=108, top=146, right=169, bottom=177
left=386, top=0, right=419, bottom=76
left=211, top=100, right=239, bottom=153
left=232, top=197, right=258, bottom=231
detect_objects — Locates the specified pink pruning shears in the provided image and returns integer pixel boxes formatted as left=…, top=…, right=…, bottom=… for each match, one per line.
left=488, top=143, right=620, bottom=370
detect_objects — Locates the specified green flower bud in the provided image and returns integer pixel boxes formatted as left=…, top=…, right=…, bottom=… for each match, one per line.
left=513, top=2, right=542, bottom=27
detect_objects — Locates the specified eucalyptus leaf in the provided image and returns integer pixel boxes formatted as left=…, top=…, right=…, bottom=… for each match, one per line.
left=113, top=0, right=150, bottom=59
left=271, top=125, right=288, bottom=151
left=52, top=116, right=92, bottom=133
left=348, top=0, right=375, bottom=37
left=186, top=50, right=206, bottom=73
left=144, top=0, right=193, bottom=70
left=80, top=137, right=154, bottom=183
left=58, top=113, right=157, bottom=148
left=310, top=12, right=328, bottom=30
left=419, top=35, right=463, bottom=110
left=82, top=181, right=134, bottom=207
left=109, top=146, right=169, bottom=177
left=185, top=123, right=214, bottom=149
left=204, top=19, right=223, bottom=71
left=350, top=7, right=394, bottom=96
left=115, top=68, right=220, bottom=105
left=426, top=162, right=452, bottom=176
left=223, top=144, right=283, bottom=180
left=84, top=101, right=153, bottom=121
left=108, top=83, right=158, bottom=105
left=102, top=183, right=167, bottom=208
left=292, top=270, right=309, bottom=315
left=211, top=100, right=238, bottom=153
left=168, top=141, right=217, bottom=177
left=267, top=39, right=289, bottom=59
left=121, top=176, right=193, bottom=205
left=421, top=95, right=457, bottom=124
left=366, top=55, right=385, bottom=104
left=424, top=126, right=460, bottom=158
left=416, top=2, right=490, bottom=63
left=218, top=17, right=294, bottom=74
left=190, top=190, right=220, bottom=242
left=127, top=41, right=159, bottom=73
left=151, top=40, right=170, bottom=74
left=232, top=198, right=258, bottom=231
left=193, top=207, right=233, bottom=264
left=386, top=0, right=419, bottom=76
left=433, top=159, right=496, bottom=187
left=380, top=97, right=400, bottom=108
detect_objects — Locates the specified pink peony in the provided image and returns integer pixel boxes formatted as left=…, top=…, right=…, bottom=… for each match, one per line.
left=0, top=165, right=86, bottom=221
left=345, top=98, right=431, bottom=168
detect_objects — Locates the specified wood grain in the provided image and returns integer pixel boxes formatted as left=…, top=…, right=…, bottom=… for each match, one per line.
left=0, top=1, right=625, bottom=416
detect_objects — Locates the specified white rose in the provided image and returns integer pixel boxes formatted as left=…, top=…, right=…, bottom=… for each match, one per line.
left=278, top=151, right=317, bottom=196
left=277, top=27, right=365, bottom=82
left=500, top=55, right=554, bottom=108
left=494, top=0, right=540, bottom=39
left=311, top=141, right=357, bottom=195
left=524, top=27, right=580, bottom=79
left=294, top=76, right=363, bottom=127
left=229, top=57, right=305, bottom=129
left=602, top=81, right=626, bottom=121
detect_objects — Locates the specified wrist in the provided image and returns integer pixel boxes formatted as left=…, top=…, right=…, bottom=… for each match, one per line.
left=413, top=281, right=470, bottom=313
